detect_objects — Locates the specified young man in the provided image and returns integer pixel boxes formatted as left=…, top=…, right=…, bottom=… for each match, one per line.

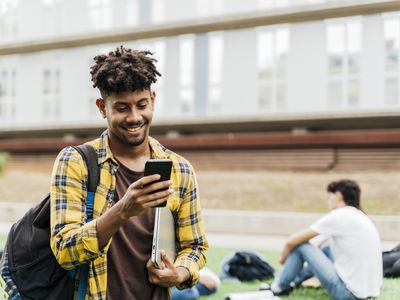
left=50, top=46, right=208, bottom=299
left=267, top=179, right=382, bottom=300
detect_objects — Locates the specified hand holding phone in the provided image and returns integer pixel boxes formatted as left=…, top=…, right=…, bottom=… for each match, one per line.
left=143, top=159, right=173, bottom=207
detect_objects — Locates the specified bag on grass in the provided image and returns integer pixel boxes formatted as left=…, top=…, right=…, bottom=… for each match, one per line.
left=0, top=144, right=99, bottom=300
left=383, top=244, right=400, bottom=278
left=221, top=251, right=275, bottom=282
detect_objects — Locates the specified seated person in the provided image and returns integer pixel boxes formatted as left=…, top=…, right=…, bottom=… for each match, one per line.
left=171, top=267, right=220, bottom=300
left=265, top=179, right=382, bottom=300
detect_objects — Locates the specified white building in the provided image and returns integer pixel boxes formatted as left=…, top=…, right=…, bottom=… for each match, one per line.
left=0, top=0, right=400, bottom=131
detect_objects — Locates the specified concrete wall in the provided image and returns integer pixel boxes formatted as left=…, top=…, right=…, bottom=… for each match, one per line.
left=0, top=203, right=398, bottom=240
left=203, top=209, right=400, bottom=241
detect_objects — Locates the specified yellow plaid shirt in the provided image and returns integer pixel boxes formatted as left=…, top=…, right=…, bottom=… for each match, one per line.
left=50, top=131, right=208, bottom=300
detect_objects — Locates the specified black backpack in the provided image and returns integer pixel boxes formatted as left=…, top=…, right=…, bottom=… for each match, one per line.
left=221, top=251, right=275, bottom=282
left=0, top=144, right=99, bottom=300
left=383, top=244, right=400, bottom=278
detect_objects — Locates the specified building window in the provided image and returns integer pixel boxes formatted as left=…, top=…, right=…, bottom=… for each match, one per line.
left=0, top=68, right=17, bottom=121
left=195, top=0, right=224, bottom=17
left=208, top=32, right=224, bottom=113
left=137, top=39, right=166, bottom=115
left=11, top=69, right=16, bottom=97
left=89, top=0, right=112, bottom=30
left=88, top=65, right=101, bottom=119
left=87, top=49, right=111, bottom=119
left=179, top=35, right=194, bottom=114
left=257, top=26, right=289, bottom=112
left=42, top=68, right=61, bottom=120
left=1, top=71, right=7, bottom=98
left=326, top=20, right=361, bottom=108
left=0, top=0, right=18, bottom=41
left=328, top=81, right=342, bottom=106
left=126, top=0, right=139, bottom=26
left=152, top=40, right=165, bottom=114
left=152, top=0, right=165, bottom=23
left=385, top=77, right=398, bottom=104
left=43, top=69, right=51, bottom=94
left=0, top=71, right=7, bottom=120
left=384, top=17, right=400, bottom=105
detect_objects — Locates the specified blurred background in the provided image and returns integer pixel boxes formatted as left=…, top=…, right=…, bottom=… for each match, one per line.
left=0, top=0, right=400, bottom=240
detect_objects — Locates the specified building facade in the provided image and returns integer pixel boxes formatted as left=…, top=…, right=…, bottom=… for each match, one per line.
left=0, top=0, right=400, bottom=130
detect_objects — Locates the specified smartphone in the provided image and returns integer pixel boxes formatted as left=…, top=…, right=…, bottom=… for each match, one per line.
left=143, top=159, right=173, bottom=207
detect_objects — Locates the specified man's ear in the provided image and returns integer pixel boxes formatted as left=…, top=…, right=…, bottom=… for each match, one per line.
left=150, top=91, right=156, bottom=111
left=96, top=98, right=106, bottom=118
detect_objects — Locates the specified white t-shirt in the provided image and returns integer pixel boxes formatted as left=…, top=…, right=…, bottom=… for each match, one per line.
left=310, top=206, right=383, bottom=298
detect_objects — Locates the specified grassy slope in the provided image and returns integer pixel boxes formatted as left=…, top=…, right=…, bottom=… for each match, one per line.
left=2, top=168, right=400, bottom=215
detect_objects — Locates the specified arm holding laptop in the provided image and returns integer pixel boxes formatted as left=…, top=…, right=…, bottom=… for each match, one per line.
left=147, top=162, right=208, bottom=289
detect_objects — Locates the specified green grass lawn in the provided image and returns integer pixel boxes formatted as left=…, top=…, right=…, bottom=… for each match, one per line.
left=203, top=247, right=400, bottom=300
left=0, top=237, right=397, bottom=299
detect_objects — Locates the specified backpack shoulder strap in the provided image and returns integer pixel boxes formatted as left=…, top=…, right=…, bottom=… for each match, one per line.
left=73, top=144, right=99, bottom=194
left=73, top=144, right=99, bottom=222
left=72, top=144, right=99, bottom=300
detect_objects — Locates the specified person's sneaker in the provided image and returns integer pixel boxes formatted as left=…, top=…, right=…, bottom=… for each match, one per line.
left=259, top=282, right=293, bottom=296
left=301, top=276, right=321, bottom=288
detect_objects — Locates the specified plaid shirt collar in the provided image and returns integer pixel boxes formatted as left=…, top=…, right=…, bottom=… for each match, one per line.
left=97, top=130, right=168, bottom=165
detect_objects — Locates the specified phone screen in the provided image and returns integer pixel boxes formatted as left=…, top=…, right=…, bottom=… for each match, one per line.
left=143, top=159, right=173, bottom=207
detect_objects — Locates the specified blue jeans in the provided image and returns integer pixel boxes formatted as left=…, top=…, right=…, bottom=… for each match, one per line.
left=292, top=243, right=334, bottom=287
left=171, top=283, right=215, bottom=300
left=278, top=243, right=358, bottom=300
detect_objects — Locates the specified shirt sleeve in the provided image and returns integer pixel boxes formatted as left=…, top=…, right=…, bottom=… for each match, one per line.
left=310, top=210, right=341, bottom=238
left=174, top=162, right=208, bottom=289
left=50, top=146, right=107, bottom=270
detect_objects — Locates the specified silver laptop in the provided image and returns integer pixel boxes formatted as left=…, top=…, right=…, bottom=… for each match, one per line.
left=151, top=207, right=177, bottom=268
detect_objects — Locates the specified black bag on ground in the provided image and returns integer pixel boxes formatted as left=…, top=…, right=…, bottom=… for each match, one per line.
left=221, top=251, right=275, bottom=282
left=0, top=144, right=99, bottom=300
left=383, top=244, right=400, bottom=278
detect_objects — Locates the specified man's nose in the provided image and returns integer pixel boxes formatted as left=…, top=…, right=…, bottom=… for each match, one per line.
left=126, top=108, right=142, bottom=122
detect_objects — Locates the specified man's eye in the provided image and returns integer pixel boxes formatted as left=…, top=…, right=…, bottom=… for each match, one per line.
left=116, top=107, right=128, bottom=112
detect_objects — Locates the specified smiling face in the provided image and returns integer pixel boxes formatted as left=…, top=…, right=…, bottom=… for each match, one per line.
left=96, top=89, right=155, bottom=148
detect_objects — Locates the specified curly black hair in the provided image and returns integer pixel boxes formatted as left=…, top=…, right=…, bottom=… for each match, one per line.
left=90, top=46, right=161, bottom=98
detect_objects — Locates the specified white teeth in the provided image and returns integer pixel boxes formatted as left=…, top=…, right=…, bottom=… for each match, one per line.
left=126, top=126, right=141, bottom=132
